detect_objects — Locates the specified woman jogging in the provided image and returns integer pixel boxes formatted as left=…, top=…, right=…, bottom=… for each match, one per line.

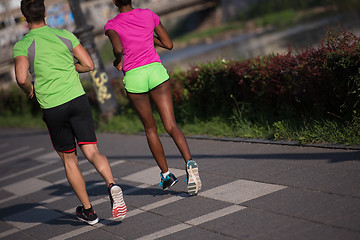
left=13, top=0, right=126, bottom=225
left=105, top=0, right=202, bottom=195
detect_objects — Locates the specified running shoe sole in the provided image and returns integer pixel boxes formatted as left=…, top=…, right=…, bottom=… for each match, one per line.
left=186, top=160, right=202, bottom=195
left=77, top=216, right=99, bottom=225
left=163, top=178, right=178, bottom=190
left=76, top=206, right=99, bottom=225
left=110, top=185, right=127, bottom=221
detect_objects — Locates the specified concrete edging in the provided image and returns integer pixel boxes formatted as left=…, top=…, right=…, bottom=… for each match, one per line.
left=156, top=133, right=360, bottom=151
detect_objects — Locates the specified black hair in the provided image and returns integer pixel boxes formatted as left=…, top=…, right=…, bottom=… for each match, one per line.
left=115, top=0, right=132, bottom=7
left=21, top=0, right=46, bottom=23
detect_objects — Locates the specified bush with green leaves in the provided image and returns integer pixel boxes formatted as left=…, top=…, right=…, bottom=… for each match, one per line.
left=170, top=27, right=360, bottom=125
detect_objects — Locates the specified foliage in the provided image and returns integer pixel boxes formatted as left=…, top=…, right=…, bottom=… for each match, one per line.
left=1, top=28, right=359, bottom=146
left=0, top=84, right=40, bottom=116
left=169, top=27, right=360, bottom=145
left=171, top=27, right=360, bottom=122
left=242, top=0, right=359, bottom=20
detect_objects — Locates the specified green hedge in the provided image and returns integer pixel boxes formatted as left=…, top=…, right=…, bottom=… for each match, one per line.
left=170, top=28, right=360, bottom=124
left=1, top=28, right=359, bottom=145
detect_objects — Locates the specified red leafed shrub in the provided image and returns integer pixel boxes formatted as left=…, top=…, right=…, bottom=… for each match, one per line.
left=170, top=27, right=360, bottom=122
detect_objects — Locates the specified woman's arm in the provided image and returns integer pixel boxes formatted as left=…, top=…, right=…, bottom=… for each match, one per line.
left=154, top=22, right=173, bottom=50
left=105, top=29, right=123, bottom=71
left=73, top=44, right=94, bottom=73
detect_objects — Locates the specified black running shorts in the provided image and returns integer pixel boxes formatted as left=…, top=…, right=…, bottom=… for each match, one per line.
left=42, top=94, right=97, bottom=153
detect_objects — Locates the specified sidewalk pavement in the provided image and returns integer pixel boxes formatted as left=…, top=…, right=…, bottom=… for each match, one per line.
left=0, top=128, right=359, bottom=240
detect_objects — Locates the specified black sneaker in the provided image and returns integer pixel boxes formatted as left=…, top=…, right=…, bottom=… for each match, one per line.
left=76, top=206, right=99, bottom=225
left=108, top=183, right=127, bottom=221
left=185, top=160, right=202, bottom=195
left=158, top=172, right=178, bottom=190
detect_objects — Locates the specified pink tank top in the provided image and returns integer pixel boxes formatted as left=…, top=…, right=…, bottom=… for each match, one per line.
left=104, top=8, right=161, bottom=73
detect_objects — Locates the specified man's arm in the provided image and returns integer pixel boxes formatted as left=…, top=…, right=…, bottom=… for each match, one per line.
left=105, top=29, right=123, bottom=71
left=73, top=44, right=94, bottom=73
left=14, top=55, right=34, bottom=99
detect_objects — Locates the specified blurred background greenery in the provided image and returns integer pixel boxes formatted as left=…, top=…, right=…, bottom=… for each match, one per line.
left=1, top=0, right=359, bottom=146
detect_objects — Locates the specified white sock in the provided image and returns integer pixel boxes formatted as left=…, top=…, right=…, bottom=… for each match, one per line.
left=162, top=171, right=170, bottom=178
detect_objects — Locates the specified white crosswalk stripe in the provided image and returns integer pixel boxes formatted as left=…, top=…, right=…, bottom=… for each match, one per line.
left=199, top=179, right=287, bottom=204
left=46, top=178, right=286, bottom=240
left=136, top=205, right=245, bottom=240
left=0, top=146, right=30, bottom=159
left=0, top=145, right=288, bottom=240
left=0, top=147, right=44, bottom=165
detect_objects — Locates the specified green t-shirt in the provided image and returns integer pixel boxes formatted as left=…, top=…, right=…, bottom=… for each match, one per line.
left=13, top=26, right=85, bottom=109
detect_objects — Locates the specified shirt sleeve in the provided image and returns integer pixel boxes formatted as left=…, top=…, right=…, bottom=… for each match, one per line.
left=13, top=41, right=28, bottom=58
left=67, top=31, right=80, bottom=48
left=104, top=20, right=116, bottom=34
left=151, top=10, right=160, bottom=28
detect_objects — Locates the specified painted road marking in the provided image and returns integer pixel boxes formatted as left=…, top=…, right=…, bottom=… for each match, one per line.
left=53, top=160, right=125, bottom=185
left=3, top=177, right=52, bottom=197
left=0, top=159, right=126, bottom=205
left=199, top=179, right=287, bottom=204
left=0, top=161, right=54, bottom=183
left=3, top=206, right=64, bottom=230
left=0, top=147, right=45, bottom=165
left=0, top=160, right=126, bottom=238
left=2, top=181, right=186, bottom=239
left=0, top=151, right=113, bottom=183
left=135, top=205, right=245, bottom=240
left=50, top=190, right=188, bottom=240
left=34, top=151, right=59, bottom=162
left=0, top=148, right=288, bottom=240
left=0, top=158, right=89, bottom=204
left=134, top=181, right=286, bottom=240
left=48, top=226, right=95, bottom=240
left=0, top=146, right=30, bottom=159
left=122, top=166, right=186, bottom=185
left=49, top=180, right=287, bottom=240
left=0, top=158, right=87, bottom=183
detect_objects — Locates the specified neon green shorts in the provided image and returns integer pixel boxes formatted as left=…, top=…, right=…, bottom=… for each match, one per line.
left=123, top=62, right=169, bottom=93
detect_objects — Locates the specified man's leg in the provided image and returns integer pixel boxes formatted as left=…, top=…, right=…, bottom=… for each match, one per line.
left=80, top=143, right=127, bottom=221
left=79, top=143, right=115, bottom=186
left=57, top=150, right=91, bottom=209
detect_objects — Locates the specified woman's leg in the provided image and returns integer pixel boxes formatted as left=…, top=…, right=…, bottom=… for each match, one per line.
left=79, top=143, right=115, bottom=187
left=150, top=80, right=192, bottom=163
left=127, top=91, right=169, bottom=173
left=57, top=150, right=91, bottom=209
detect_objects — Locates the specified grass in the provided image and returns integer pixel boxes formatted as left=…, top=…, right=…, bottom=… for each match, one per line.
left=172, top=21, right=245, bottom=45
left=2, top=6, right=358, bottom=147
left=0, top=113, right=46, bottom=129
left=254, top=9, right=298, bottom=28
left=2, top=111, right=358, bottom=147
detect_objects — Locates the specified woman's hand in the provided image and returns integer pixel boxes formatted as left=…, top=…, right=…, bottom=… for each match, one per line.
left=113, top=58, right=122, bottom=71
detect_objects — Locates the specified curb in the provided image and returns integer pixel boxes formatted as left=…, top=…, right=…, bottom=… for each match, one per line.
left=156, top=133, right=360, bottom=151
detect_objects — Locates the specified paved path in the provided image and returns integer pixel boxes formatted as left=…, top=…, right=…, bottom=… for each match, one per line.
left=0, top=128, right=359, bottom=240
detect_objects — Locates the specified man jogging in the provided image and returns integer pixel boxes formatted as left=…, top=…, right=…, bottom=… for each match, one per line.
left=13, top=0, right=126, bottom=225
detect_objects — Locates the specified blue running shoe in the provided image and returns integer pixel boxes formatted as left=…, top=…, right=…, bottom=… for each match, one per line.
left=159, top=172, right=178, bottom=190
left=185, top=160, right=202, bottom=195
